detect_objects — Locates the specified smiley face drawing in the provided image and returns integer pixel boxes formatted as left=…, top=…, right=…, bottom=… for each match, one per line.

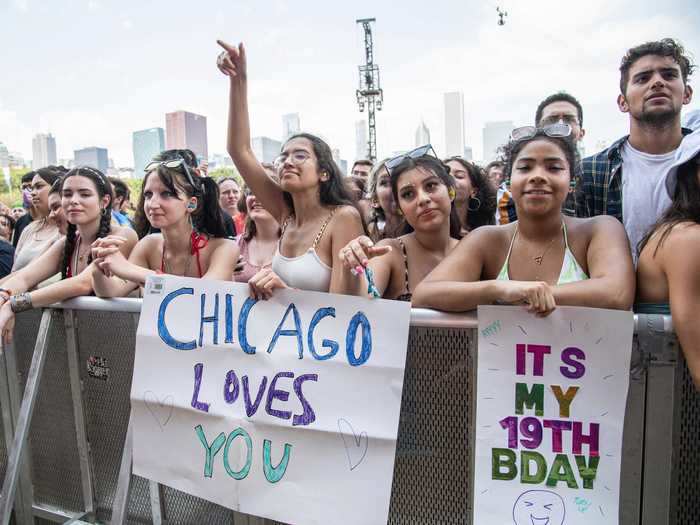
left=512, top=490, right=566, bottom=525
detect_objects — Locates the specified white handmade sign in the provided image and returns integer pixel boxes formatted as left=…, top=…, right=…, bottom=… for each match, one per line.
left=474, top=305, right=633, bottom=525
left=131, top=275, right=411, bottom=525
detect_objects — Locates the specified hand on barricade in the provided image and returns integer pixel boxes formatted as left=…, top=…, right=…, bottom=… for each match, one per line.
left=339, top=236, right=391, bottom=276
left=0, top=302, right=16, bottom=345
left=495, top=280, right=556, bottom=317
left=216, top=40, right=247, bottom=79
left=248, top=268, right=288, bottom=300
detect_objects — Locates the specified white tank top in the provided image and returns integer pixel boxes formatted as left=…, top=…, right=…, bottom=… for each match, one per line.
left=271, top=209, right=335, bottom=293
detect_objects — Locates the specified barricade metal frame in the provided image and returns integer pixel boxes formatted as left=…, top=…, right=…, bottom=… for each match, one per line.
left=0, top=298, right=696, bottom=525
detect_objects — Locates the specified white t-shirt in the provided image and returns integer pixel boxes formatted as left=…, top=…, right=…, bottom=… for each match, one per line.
left=621, top=141, right=676, bottom=263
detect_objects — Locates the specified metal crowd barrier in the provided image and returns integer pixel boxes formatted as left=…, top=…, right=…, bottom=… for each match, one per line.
left=0, top=299, right=697, bottom=524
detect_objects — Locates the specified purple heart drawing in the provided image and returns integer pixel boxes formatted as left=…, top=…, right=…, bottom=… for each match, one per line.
left=338, top=418, right=368, bottom=471
left=143, top=390, right=174, bottom=430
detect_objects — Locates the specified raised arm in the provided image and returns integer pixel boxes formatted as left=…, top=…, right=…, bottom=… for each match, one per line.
left=662, top=226, right=700, bottom=390
left=217, top=40, right=288, bottom=223
left=553, top=216, right=635, bottom=310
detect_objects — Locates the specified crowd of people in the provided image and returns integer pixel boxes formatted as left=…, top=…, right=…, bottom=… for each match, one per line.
left=0, top=37, right=697, bottom=389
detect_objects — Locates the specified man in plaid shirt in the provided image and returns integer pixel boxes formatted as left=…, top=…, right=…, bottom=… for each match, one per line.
left=575, top=38, right=695, bottom=260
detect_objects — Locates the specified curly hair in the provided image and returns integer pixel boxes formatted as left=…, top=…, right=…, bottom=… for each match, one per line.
left=443, top=157, right=496, bottom=231
left=59, top=167, right=114, bottom=279
left=620, top=38, right=696, bottom=94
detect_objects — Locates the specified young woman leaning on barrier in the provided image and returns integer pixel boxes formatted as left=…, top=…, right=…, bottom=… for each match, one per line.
left=12, top=166, right=66, bottom=271
left=90, top=160, right=239, bottom=297
left=636, top=154, right=700, bottom=390
left=412, top=123, right=635, bottom=315
left=216, top=40, right=365, bottom=299
left=0, top=167, right=138, bottom=343
left=337, top=148, right=461, bottom=301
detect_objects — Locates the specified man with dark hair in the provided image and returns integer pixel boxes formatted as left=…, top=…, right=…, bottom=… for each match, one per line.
left=576, top=38, right=695, bottom=260
left=535, top=92, right=586, bottom=143
left=350, top=159, right=373, bottom=181
left=108, top=176, right=133, bottom=227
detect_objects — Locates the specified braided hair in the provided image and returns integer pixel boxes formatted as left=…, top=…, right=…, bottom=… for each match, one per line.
left=60, top=167, right=114, bottom=279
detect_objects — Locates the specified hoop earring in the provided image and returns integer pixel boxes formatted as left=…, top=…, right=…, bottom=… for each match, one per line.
left=101, top=207, right=110, bottom=218
left=467, top=196, right=482, bottom=211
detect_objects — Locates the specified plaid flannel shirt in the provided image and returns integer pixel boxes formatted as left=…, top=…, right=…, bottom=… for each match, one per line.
left=575, top=128, right=693, bottom=219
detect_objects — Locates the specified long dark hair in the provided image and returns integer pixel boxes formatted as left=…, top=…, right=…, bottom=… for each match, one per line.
left=133, top=162, right=226, bottom=239
left=638, top=159, right=700, bottom=257
left=280, top=133, right=355, bottom=212
left=60, top=167, right=114, bottom=279
left=444, top=157, right=496, bottom=231
left=389, top=156, right=462, bottom=240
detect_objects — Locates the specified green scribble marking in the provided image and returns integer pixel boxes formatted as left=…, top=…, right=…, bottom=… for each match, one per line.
left=481, top=320, right=502, bottom=338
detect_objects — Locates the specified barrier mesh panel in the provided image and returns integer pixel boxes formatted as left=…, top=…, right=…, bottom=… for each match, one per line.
left=388, top=326, right=473, bottom=525
left=74, top=310, right=234, bottom=524
left=676, top=356, right=700, bottom=524
left=15, top=310, right=85, bottom=513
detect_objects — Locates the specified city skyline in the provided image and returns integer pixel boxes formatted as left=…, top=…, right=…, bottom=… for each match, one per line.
left=1, top=1, right=698, bottom=168
left=32, top=133, right=57, bottom=169
left=443, top=92, right=465, bottom=157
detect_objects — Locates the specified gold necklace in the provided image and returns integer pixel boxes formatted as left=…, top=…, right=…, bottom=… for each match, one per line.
left=163, top=243, right=193, bottom=277
left=517, top=223, right=563, bottom=280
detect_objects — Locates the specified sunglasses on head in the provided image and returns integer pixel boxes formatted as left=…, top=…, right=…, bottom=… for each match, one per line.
left=144, top=158, right=197, bottom=188
left=385, top=144, right=438, bottom=175
left=510, top=122, right=572, bottom=142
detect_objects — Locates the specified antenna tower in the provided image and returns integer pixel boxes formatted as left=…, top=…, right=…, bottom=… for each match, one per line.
left=355, top=18, right=383, bottom=161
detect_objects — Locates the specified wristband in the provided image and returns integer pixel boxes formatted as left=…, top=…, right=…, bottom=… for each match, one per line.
left=9, top=293, right=33, bottom=313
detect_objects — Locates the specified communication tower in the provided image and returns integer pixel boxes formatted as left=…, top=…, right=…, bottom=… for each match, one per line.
left=355, top=18, right=383, bottom=161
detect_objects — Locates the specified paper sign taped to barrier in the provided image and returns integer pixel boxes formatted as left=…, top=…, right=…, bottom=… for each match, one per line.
left=131, top=276, right=411, bottom=525
left=473, top=305, right=633, bottom=525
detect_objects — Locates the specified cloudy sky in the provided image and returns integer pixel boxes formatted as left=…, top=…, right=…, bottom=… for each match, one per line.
left=1, top=0, right=699, bottom=167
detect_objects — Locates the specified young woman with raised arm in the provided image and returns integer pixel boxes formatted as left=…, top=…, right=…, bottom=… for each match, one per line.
left=91, top=159, right=239, bottom=297
left=216, top=40, right=365, bottom=299
left=412, top=123, right=635, bottom=315
left=336, top=148, right=462, bottom=301
left=636, top=144, right=700, bottom=390
left=0, top=167, right=137, bottom=343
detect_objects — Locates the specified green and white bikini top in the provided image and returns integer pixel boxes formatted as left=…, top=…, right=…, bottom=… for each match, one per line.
left=496, top=222, right=589, bottom=285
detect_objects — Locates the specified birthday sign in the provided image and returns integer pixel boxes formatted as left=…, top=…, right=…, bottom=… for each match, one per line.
left=131, top=276, right=411, bottom=525
left=474, top=306, right=633, bottom=525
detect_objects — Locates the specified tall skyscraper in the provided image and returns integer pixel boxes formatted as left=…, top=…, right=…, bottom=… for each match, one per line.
left=282, top=113, right=301, bottom=141
left=165, top=110, right=208, bottom=161
left=355, top=120, right=368, bottom=160
left=0, top=143, right=9, bottom=168
left=252, top=137, right=282, bottom=164
left=332, top=148, right=348, bottom=175
left=482, top=121, right=514, bottom=163
left=415, top=120, right=430, bottom=147
left=74, top=147, right=109, bottom=173
left=444, top=92, right=465, bottom=157
left=463, top=146, right=473, bottom=161
left=133, top=127, right=165, bottom=175
left=32, top=133, right=57, bottom=169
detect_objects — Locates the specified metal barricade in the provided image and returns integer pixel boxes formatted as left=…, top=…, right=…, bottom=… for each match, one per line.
left=0, top=299, right=697, bottom=525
